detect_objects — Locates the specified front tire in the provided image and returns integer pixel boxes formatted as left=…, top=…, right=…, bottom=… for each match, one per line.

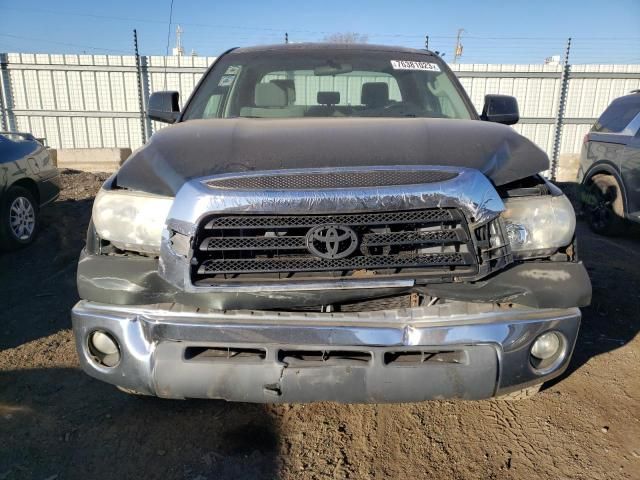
left=584, top=174, right=625, bottom=236
left=0, top=186, right=39, bottom=250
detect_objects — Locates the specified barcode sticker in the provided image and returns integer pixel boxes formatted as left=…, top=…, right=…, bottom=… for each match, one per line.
left=390, top=60, right=441, bottom=72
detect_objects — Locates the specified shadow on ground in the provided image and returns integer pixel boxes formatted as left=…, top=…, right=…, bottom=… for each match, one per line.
left=0, top=367, right=281, bottom=479
left=546, top=184, right=640, bottom=388
left=0, top=197, right=91, bottom=350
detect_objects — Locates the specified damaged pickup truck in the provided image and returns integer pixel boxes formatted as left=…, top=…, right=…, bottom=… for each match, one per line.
left=72, top=44, right=591, bottom=402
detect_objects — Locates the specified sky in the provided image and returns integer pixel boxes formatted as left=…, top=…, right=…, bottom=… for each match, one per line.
left=1, top=0, right=639, bottom=64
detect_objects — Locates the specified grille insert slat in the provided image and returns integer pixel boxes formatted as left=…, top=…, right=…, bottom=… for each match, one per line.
left=198, top=253, right=472, bottom=275
left=201, top=236, right=307, bottom=251
left=200, top=229, right=466, bottom=252
left=204, top=209, right=459, bottom=229
left=205, top=170, right=459, bottom=190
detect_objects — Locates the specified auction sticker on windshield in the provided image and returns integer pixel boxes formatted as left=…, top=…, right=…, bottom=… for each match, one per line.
left=390, top=60, right=441, bottom=72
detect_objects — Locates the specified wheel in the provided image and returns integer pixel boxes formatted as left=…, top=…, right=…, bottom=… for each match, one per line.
left=0, top=185, right=39, bottom=250
left=496, top=383, right=542, bottom=401
left=584, top=174, right=625, bottom=236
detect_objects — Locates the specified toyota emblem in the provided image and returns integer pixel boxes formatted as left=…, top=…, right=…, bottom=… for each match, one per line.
left=306, top=224, right=359, bottom=260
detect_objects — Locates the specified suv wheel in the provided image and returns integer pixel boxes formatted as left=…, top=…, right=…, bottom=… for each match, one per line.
left=0, top=186, right=39, bottom=250
left=585, top=174, right=625, bottom=236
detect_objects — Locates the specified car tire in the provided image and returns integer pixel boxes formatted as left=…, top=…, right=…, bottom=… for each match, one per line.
left=0, top=185, right=39, bottom=250
left=585, top=174, right=625, bottom=236
left=496, top=383, right=542, bottom=401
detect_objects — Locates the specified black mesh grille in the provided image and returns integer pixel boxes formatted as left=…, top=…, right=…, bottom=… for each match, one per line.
left=205, top=209, right=459, bottom=229
left=205, top=170, right=459, bottom=190
left=190, top=208, right=488, bottom=283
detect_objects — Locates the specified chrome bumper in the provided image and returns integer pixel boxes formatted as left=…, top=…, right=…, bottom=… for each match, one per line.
left=71, top=300, right=581, bottom=403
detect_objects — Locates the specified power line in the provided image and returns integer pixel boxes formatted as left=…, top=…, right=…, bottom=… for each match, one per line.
left=0, top=33, right=130, bottom=54
left=5, top=6, right=640, bottom=43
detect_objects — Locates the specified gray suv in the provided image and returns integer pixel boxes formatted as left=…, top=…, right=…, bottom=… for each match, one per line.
left=578, top=91, right=640, bottom=235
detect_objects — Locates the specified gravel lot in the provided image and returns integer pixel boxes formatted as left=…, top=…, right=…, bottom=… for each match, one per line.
left=0, top=171, right=639, bottom=480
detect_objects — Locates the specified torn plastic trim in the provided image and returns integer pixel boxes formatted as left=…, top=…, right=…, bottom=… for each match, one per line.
left=425, top=261, right=592, bottom=308
left=77, top=249, right=590, bottom=310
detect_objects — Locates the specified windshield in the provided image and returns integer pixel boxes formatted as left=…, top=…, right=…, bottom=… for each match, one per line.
left=183, top=49, right=473, bottom=120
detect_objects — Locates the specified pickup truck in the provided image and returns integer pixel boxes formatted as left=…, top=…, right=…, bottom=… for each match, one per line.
left=72, top=43, right=591, bottom=402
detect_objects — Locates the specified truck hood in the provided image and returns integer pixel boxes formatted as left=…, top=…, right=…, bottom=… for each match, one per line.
left=116, top=117, right=549, bottom=196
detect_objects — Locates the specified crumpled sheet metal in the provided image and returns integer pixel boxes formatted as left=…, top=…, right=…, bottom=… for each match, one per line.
left=166, top=165, right=505, bottom=236
left=115, top=117, right=550, bottom=197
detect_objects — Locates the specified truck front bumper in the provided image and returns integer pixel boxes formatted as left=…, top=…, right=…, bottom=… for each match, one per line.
left=72, top=300, right=581, bottom=403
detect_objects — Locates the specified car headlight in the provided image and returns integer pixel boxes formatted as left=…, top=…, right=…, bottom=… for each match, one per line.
left=92, top=188, right=173, bottom=254
left=501, top=194, right=575, bottom=259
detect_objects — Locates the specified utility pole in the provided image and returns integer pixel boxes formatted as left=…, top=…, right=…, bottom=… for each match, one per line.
left=133, top=29, right=147, bottom=145
left=551, top=37, right=572, bottom=181
left=425, top=35, right=429, bottom=50
left=453, top=28, right=464, bottom=63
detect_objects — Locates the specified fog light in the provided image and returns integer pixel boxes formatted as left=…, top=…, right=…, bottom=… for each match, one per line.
left=531, top=331, right=561, bottom=360
left=88, top=330, right=120, bottom=367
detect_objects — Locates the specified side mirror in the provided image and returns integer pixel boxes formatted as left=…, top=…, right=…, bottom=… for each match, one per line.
left=481, top=94, right=519, bottom=125
left=148, top=91, right=180, bottom=124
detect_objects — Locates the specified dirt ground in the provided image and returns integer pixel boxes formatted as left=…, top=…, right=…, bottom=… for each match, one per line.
left=0, top=170, right=638, bottom=480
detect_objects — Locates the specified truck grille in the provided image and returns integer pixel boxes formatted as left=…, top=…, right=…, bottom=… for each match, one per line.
left=190, top=208, right=498, bottom=284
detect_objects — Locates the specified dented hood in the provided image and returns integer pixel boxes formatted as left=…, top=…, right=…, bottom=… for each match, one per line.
left=116, top=117, right=548, bottom=196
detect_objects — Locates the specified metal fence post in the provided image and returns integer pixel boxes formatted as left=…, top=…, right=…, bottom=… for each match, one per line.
left=134, top=29, right=147, bottom=145
left=0, top=53, right=17, bottom=132
left=140, top=55, right=153, bottom=138
left=551, top=37, right=572, bottom=181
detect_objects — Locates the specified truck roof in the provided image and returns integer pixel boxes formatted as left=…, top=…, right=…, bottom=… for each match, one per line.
left=231, top=42, right=436, bottom=57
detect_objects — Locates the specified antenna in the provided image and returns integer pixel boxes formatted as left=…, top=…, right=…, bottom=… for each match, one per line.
left=172, top=24, right=184, bottom=56
left=163, top=0, right=175, bottom=89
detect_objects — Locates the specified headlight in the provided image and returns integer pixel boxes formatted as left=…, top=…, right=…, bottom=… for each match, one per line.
left=92, top=189, right=173, bottom=254
left=502, top=194, right=575, bottom=259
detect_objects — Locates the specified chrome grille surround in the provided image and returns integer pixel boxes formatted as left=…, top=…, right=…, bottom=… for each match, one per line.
left=159, top=165, right=509, bottom=292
